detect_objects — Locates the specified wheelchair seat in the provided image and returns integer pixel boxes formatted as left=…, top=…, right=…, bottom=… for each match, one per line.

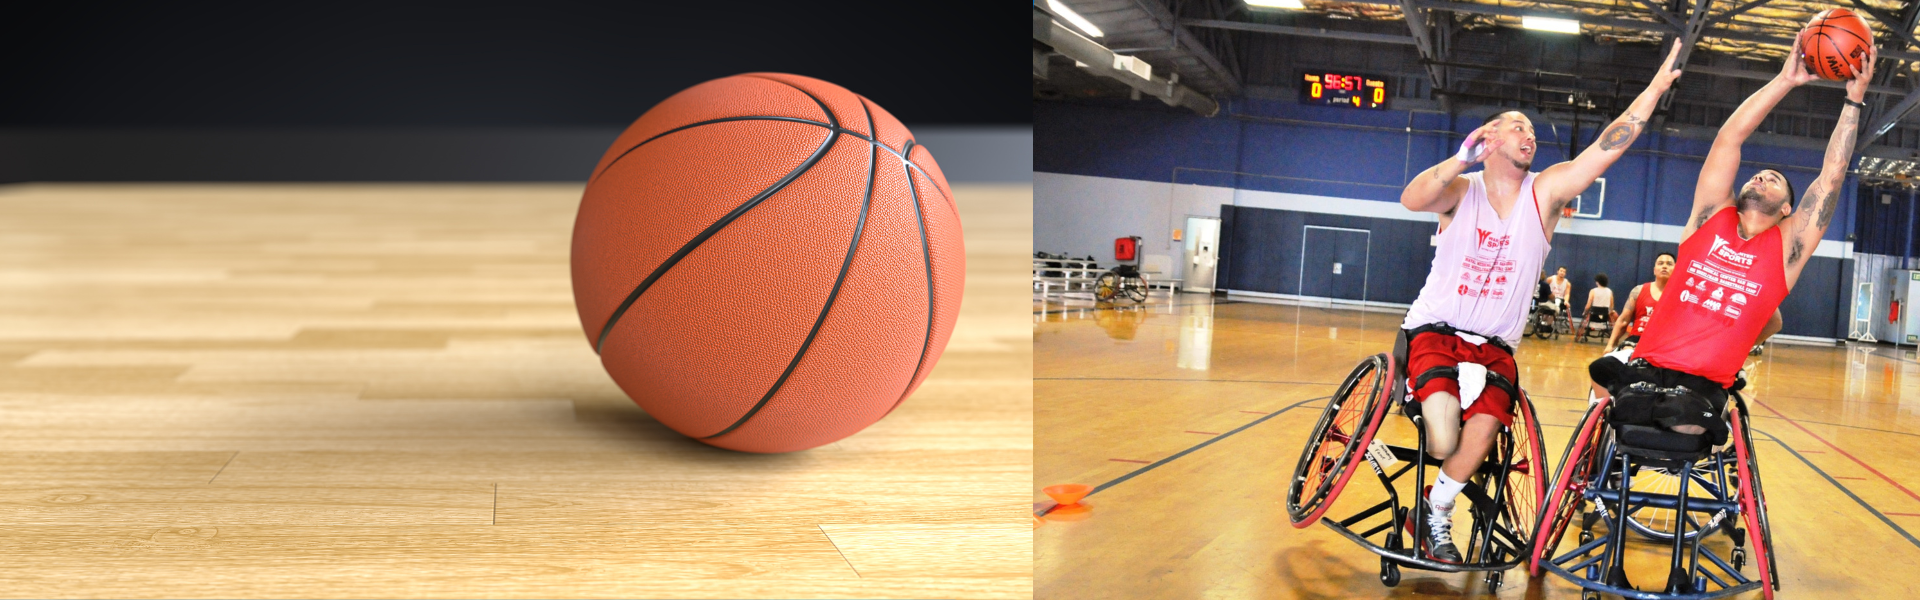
left=1612, top=423, right=1713, bottom=462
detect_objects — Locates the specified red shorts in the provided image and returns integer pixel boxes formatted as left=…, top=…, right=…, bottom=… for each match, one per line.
left=1405, top=331, right=1519, bottom=427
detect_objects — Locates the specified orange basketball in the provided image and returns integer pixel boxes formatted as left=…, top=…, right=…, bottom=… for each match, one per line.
left=572, top=73, right=964, bottom=453
left=1799, top=8, right=1874, bottom=80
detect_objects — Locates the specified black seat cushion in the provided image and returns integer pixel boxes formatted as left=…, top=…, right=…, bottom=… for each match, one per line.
left=1614, top=424, right=1711, bottom=459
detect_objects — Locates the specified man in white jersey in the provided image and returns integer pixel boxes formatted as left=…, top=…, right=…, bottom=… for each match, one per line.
left=1393, top=41, right=1685, bottom=563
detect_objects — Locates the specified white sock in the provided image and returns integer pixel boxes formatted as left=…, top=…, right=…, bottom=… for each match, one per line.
left=1429, top=471, right=1466, bottom=512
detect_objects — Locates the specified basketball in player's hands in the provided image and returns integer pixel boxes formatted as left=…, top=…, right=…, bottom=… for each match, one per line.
left=571, top=73, right=964, bottom=453
left=1799, top=8, right=1875, bottom=80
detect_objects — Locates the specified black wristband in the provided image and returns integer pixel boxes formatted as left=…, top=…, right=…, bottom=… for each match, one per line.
left=1845, top=98, right=1867, bottom=110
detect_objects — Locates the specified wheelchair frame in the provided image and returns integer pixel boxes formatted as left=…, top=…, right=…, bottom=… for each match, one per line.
left=1285, top=332, right=1547, bottom=590
left=1529, top=393, right=1778, bottom=600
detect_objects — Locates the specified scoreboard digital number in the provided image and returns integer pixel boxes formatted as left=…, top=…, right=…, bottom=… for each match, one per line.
left=1301, top=71, right=1389, bottom=109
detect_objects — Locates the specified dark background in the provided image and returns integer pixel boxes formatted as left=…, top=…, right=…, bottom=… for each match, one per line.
left=0, top=2, right=1028, bottom=181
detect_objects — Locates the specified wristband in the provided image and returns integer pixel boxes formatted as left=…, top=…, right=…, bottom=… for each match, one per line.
left=1455, top=136, right=1486, bottom=164
left=1845, top=98, right=1867, bottom=110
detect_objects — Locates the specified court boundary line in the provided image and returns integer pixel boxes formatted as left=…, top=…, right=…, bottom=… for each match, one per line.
left=1753, top=427, right=1920, bottom=550
left=1036, top=394, right=1327, bottom=516
left=1752, top=398, right=1920, bottom=506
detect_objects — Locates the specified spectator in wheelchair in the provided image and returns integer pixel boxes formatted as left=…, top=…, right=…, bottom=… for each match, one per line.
left=1604, top=252, right=1675, bottom=352
left=1582, top=273, right=1614, bottom=328
left=1396, top=55, right=1674, bottom=559
left=1588, top=40, right=1866, bottom=444
left=1546, top=266, right=1572, bottom=317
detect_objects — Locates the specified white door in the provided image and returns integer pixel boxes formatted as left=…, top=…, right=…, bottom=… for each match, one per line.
left=1183, top=217, right=1221, bottom=293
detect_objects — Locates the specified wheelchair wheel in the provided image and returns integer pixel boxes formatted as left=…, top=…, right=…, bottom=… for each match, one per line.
left=1501, top=391, right=1550, bottom=551
left=1729, top=400, right=1778, bottom=598
left=1530, top=397, right=1609, bottom=576
left=1094, top=273, right=1120, bottom=303
left=1533, top=314, right=1555, bottom=340
left=1123, top=278, right=1147, bottom=303
left=1286, top=353, right=1394, bottom=528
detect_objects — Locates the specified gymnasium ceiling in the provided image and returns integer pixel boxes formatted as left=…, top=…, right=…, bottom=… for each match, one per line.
left=1034, top=0, right=1920, bottom=162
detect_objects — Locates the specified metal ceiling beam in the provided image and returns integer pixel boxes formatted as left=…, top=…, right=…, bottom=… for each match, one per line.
left=1704, top=0, right=1770, bottom=26
left=1848, top=0, right=1920, bottom=50
left=1339, top=0, right=1679, bottom=34
left=1128, top=0, right=1244, bottom=95
left=1860, top=87, right=1920, bottom=152
left=1687, top=64, right=1905, bottom=96
left=1036, top=7, right=1220, bottom=116
left=1702, top=28, right=1920, bottom=62
left=1179, top=19, right=1418, bottom=45
left=1626, top=0, right=1686, bottom=31
left=1399, top=0, right=1450, bottom=90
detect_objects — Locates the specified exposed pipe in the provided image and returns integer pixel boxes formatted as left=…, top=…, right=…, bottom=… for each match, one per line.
left=1034, top=7, right=1220, bottom=117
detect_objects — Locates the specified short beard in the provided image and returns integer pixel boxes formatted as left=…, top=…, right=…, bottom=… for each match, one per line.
left=1511, top=156, right=1533, bottom=171
left=1734, top=187, right=1775, bottom=213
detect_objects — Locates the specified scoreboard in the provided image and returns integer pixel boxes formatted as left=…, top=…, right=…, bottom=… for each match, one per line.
left=1300, top=71, right=1389, bottom=109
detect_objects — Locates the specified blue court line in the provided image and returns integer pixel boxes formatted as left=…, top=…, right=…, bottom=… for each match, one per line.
left=1752, top=427, right=1920, bottom=550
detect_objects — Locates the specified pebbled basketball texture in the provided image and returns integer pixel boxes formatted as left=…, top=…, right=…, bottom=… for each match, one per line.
left=1799, top=8, right=1874, bottom=81
left=572, top=73, right=965, bottom=453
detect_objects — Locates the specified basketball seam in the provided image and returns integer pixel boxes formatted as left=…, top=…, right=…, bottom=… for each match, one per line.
left=883, top=135, right=938, bottom=417
left=1813, top=20, right=1873, bottom=48
left=589, top=116, right=923, bottom=185
left=1821, top=34, right=1850, bottom=79
left=593, top=126, right=839, bottom=353
left=706, top=130, right=879, bottom=438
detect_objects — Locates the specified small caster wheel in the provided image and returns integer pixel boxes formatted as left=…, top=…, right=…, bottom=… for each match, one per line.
left=1579, top=531, right=1593, bottom=544
left=1582, top=591, right=1602, bottom=600
left=1733, top=548, right=1747, bottom=570
left=1380, top=561, right=1401, bottom=587
left=1485, top=571, right=1503, bottom=591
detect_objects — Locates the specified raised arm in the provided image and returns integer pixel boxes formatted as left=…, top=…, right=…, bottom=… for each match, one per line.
left=1688, top=38, right=1818, bottom=238
left=1783, top=47, right=1872, bottom=288
left=1537, top=40, right=1685, bottom=217
left=1401, top=123, right=1500, bottom=214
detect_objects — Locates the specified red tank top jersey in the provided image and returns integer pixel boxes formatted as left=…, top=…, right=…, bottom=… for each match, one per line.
left=1634, top=207, right=1789, bottom=387
left=1629, top=282, right=1658, bottom=335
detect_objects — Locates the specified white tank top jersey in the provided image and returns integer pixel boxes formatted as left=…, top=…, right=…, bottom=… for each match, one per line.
left=1590, top=286, right=1613, bottom=310
left=1401, top=171, right=1551, bottom=346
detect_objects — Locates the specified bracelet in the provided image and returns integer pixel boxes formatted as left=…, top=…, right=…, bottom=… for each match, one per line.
left=1845, top=98, right=1867, bottom=110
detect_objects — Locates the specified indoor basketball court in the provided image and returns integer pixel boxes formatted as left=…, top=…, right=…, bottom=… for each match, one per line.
left=1036, top=0, right=1920, bottom=598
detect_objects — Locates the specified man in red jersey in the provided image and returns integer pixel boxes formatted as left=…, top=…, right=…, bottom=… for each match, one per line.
left=1588, top=251, right=1780, bottom=402
left=1603, top=39, right=1872, bottom=442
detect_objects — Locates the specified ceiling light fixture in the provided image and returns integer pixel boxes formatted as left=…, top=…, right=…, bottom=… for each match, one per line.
left=1247, top=0, right=1307, bottom=9
left=1522, top=16, right=1581, bottom=34
left=1047, top=0, right=1105, bottom=38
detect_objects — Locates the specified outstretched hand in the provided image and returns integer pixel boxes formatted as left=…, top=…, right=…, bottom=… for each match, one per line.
left=1651, top=39, right=1686, bottom=88
left=1847, top=45, right=1878, bottom=102
left=1778, top=37, right=1817, bottom=87
left=1456, top=122, right=1504, bottom=166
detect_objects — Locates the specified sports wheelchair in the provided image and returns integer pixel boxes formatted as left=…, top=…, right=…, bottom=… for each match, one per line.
left=1576, top=307, right=1615, bottom=344
left=1286, top=327, right=1547, bottom=591
left=1528, top=300, right=1570, bottom=340
left=1094, top=264, right=1148, bottom=303
left=1530, top=378, right=1777, bottom=600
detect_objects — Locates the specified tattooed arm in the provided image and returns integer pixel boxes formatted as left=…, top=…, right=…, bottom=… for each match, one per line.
left=1537, top=40, right=1685, bottom=231
left=1689, top=37, right=1820, bottom=240
left=1782, top=47, right=1873, bottom=290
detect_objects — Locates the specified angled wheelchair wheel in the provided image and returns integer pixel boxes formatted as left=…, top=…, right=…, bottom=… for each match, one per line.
left=1094, top=273, right=1120, bottom=303
left=1500, top=391, right=1550, bottom=551
left=1729, top=400, right=1778, bottom=598
left=1286, top=353, right=1394, bottom=528
left=1123, top=278, right=1148, bottom=303
left=1529, top=397, right=1608, bottom=576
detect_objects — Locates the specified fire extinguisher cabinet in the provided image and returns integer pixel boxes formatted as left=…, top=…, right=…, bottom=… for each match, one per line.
left=1114, top=236, right=1141, bottom=262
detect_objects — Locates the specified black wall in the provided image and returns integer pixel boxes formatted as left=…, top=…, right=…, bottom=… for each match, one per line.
left=2, top=2, right=1019, bottom=128
left=1221, top=205, right=1852, bottom=339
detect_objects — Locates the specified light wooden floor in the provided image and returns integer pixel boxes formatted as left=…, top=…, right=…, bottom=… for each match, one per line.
left=0, top=182, right=1032, bottom=599
left=1035, top=297, right=1920, bottom=599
